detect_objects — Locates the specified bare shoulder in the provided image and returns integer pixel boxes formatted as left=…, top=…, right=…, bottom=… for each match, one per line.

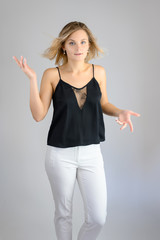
left=42, top=67, right=60, bottom=92
left=94, top=64, right=109, bottom=106
left=94, top=64, right=106, bottom=86
left=43, top=67, right=58, bottom=77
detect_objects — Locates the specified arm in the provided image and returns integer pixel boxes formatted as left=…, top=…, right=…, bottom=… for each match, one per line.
left=101, top=103, right=123, bottom=117
left=98, top=66, right=123, bottom=117
left=98, top=66, right=140, bottom=132
left=13, top=56, right=54, bottom=122
left=30, top=69, right=54, bottom=122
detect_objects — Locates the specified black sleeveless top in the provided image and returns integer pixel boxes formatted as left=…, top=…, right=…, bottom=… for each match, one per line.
left=47, top=64, right=105, bottom=148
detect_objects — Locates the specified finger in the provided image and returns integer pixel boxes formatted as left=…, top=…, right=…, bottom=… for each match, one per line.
left=13, top=56, right=21, bottom=67
left=20, top=56, right=25, bottom=68
left=23, top=58, right=27, bottom=67
left=116, top=121, right=123, bottom=125
left=128, top=120, right=133, bottom=132
left=120, top=123, right=127, bottom=130
left=115, top=119, right=123, bottom=125
left=128, top=111, right=141, bottom=117
left=19, top=56, right=23, bottom=68
left=21, top=56, right=24, bottom=67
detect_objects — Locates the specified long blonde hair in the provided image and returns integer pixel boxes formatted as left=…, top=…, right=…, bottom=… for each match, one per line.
left=41, top=21, right=105, bottom=66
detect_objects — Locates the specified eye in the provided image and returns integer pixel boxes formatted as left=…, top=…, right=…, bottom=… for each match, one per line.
left=69, top=41, right=86, bottom=45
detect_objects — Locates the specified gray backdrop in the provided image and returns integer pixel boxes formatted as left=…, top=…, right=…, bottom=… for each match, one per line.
left=1, top=0, right=160, bottom=240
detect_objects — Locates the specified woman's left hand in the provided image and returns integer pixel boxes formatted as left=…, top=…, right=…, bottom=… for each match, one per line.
left=115, top=110, right=140, bottom=132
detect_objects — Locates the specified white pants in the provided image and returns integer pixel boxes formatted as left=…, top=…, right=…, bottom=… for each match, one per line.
left=45, top=143, right=107, bottom=240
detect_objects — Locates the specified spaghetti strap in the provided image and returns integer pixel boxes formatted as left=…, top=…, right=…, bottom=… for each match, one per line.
left=92, top=64, right=94, bottom=78
left=57, top=65, right=94, bottom=79
left=56, top=67, right=61, bottom=79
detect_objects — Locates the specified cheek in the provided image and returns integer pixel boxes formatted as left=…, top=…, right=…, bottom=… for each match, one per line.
left=67, top=46, right=75, bottom=53
left=83, top=44, right=89, bottom=49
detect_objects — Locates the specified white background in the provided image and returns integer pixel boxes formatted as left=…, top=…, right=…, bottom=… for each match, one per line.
left=0, top=0, right=160, bottom=239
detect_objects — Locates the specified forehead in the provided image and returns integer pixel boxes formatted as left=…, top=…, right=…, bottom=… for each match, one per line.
left=67, top=29, right=88, bottom=41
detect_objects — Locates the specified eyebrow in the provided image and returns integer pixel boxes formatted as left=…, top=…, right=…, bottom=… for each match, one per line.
left=67, top=38, right=87, bottom=41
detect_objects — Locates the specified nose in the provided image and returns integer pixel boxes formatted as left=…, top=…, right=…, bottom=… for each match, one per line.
left=76, top=44, right=82, bottom=50
left=76, top=47, right=81, bottom=51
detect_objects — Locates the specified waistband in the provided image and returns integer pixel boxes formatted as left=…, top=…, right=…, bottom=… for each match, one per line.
left=47, top=143, right=100, bottom=150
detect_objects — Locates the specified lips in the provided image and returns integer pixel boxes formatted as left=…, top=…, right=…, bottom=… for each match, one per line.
left=75, top=53, right=82, bottom=55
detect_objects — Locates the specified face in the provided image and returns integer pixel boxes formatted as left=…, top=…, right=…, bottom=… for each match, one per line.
left=62, top=29, right=90, bottom=61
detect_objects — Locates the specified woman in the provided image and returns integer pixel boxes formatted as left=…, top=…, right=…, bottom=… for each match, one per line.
left=13, top=21, right=140, bottom=240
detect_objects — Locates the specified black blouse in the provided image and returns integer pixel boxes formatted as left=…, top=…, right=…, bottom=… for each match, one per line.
left=47, top=64, right=105, bottom=148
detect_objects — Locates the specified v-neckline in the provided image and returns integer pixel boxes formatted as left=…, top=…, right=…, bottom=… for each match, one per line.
left=60, top=78, right=94, bottom=111
left=72, top=86, right=88, bottom=111
left=60, top=77, right=95, bottom=90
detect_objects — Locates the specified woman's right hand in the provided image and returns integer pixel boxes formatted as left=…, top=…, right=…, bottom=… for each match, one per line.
left=13, top=56, right=37, bottom=80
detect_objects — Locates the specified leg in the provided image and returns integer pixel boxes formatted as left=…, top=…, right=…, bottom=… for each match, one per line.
left=76, top=144, right=107, bottom=240
left=45, top=145, right=77, bottom=240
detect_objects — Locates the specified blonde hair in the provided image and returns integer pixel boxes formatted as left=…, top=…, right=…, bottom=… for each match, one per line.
left=41, top=21, right=105, bottom=66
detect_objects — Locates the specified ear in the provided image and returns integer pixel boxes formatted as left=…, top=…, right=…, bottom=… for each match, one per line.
left=61, top=43, right=65, bottom=51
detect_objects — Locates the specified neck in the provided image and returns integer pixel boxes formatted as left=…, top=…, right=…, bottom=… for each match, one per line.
left=64, top=61, right=89, bottom=74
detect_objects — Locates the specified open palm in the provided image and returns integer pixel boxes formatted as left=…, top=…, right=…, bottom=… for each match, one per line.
left=116, top=110, right=140, bottom=132
left=13, top=55, right=36, bottom=80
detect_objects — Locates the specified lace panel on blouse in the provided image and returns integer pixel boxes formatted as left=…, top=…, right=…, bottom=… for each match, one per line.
left=71, top=86, right=87, bottom=110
